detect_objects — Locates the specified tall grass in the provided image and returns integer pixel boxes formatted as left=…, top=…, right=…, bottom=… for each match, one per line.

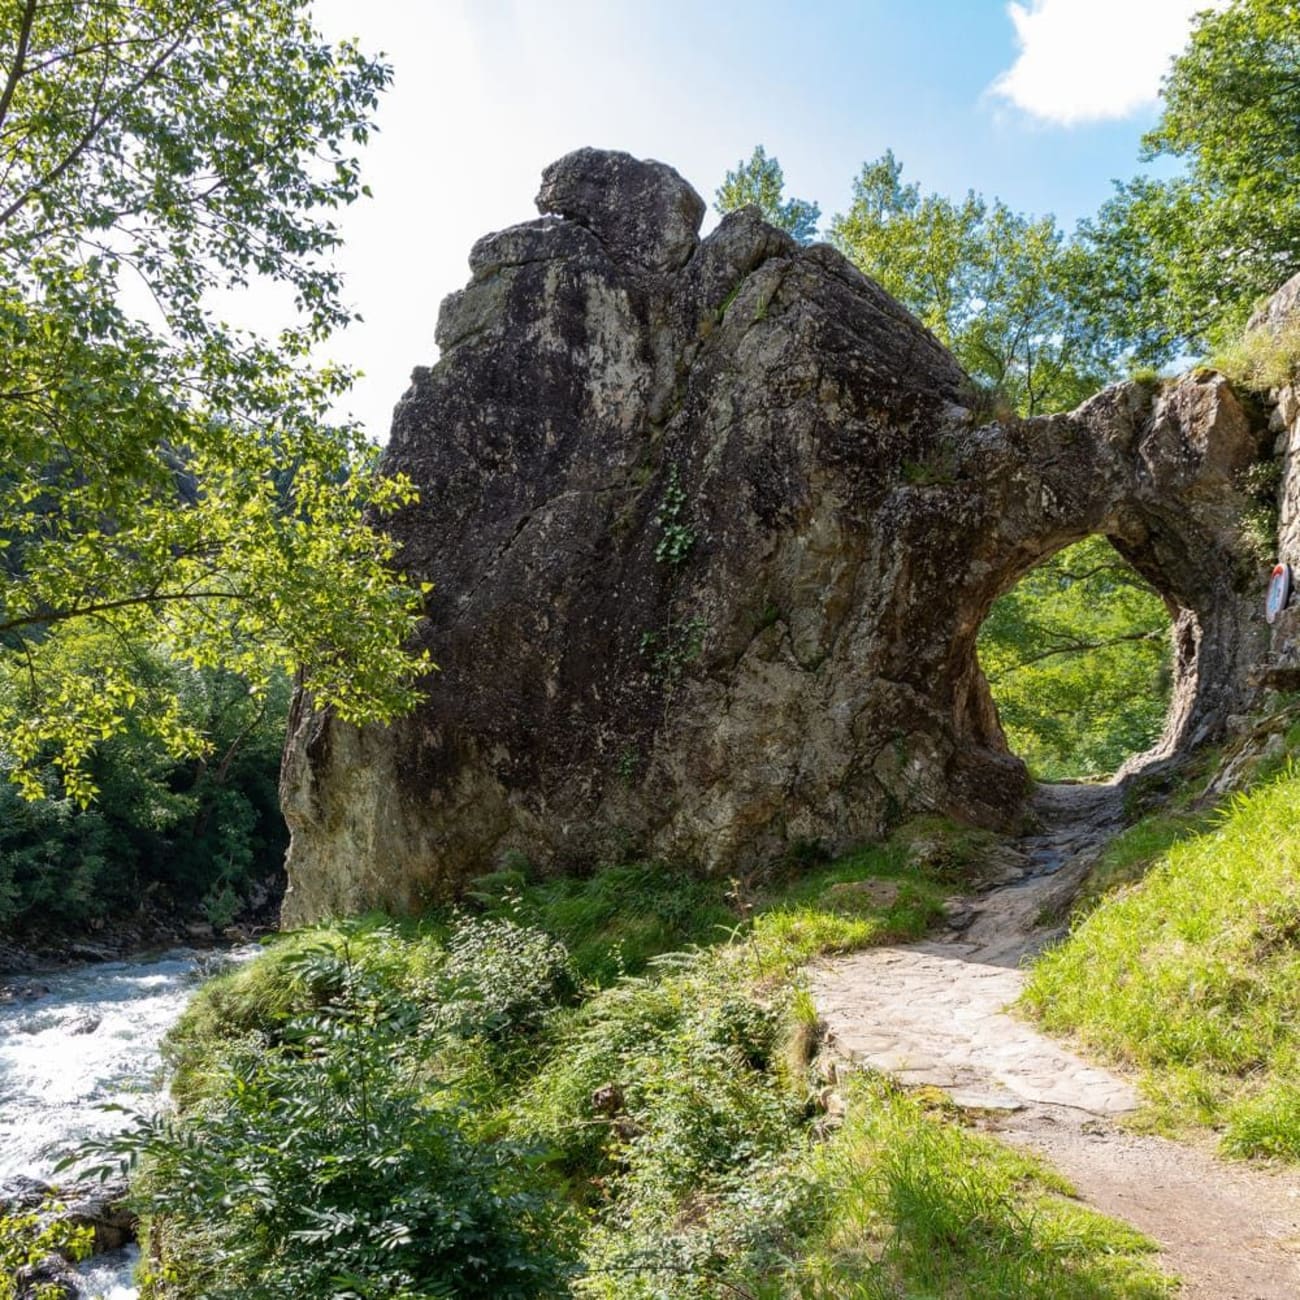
left=779, top=1078, right=1170, bottom=1299
left=1212, top=319, right=1300, bottom=391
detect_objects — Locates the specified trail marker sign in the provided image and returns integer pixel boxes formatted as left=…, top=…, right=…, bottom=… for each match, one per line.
left=1267, top=563, right=1293, bottom=624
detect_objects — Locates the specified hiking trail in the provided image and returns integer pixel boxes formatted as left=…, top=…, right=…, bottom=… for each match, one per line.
left=810, top=783, right=1300, bottom=1299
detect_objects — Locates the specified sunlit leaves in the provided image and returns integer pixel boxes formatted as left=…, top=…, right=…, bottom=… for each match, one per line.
left=0, top=2, right=431, bottom=800
left=1076, top=0, right=1300, bottom=357
left=831, top=151, right=1118, bottom=416
left=715, top=145, right=821, bottom=245
left=978, top=537, right=1172, bottom=779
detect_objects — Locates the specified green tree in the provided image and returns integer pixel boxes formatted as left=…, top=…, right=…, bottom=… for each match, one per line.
left=832, top=151, right=1117, bottom=415
left=0, top=0, right=429, bottom=803
left=1077, top=0, right=1300, bottom=358
left=978, top=537, right=1172, bottom=780
left=715, top=145, right=821, bottom=244
left=0, top=629, right=293, bottom=934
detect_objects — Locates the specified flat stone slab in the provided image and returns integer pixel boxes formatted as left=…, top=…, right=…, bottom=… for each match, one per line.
left=811, top=942, right=1139, bottom=1116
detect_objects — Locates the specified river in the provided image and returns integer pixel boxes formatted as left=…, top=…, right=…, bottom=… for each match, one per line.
left=0, top=947, right=253, bottom=1298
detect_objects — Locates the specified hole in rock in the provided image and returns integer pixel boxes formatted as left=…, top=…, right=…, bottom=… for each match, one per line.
left=977, top=536, right=1176, bottom=782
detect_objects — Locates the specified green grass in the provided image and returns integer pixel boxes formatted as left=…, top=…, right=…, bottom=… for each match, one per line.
left=1211, top=318, right=1300, bottom=391
left=772, top=1078, right=1170, bottom=1300
left=568, top=1074, right=1171, bottom=1298
left=1023, top=767, right=1300, bottom=1156
left=475, top=861, right=738, bottom=984
left=465, top=822, right=971, bottom=986
left=1072, top=808, right=1213, bottom=913
left=147, top=813, right=1181, bottom=1298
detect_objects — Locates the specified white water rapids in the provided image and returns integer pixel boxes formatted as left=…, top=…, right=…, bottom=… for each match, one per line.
left=0, top=947, right=254, bottom=1298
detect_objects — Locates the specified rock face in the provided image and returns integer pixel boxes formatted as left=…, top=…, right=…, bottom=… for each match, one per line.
left=1252, top=271, right=1300, bottom=688
left=280, top=149, right=1273, bottom=924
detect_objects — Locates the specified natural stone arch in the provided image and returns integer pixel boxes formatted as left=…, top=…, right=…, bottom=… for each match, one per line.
left=944, top=377, right=1267, bottom=795
left=280, top=149, right=1270, bottom=924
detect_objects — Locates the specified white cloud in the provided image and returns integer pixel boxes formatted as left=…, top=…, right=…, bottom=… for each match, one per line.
left=990, top=0, right=1228, bottom=126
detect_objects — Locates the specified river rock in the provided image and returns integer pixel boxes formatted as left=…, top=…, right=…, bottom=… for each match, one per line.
left=0, top=942, right=38, bottom=977
left=59, top=1179, right=137, bottom=1253
left=14, top=1255, right=78, bottom=1300
left=280, top=149, right=1273, bottom=923
left=0, top=1176, right=53, bottom=1215
left=66, top=944, right=114, bottom=964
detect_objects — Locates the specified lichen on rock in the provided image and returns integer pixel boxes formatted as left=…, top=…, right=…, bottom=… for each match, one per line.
left=280, top=148, right=1273, bottom=925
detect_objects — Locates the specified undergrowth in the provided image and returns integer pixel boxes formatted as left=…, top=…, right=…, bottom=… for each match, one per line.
left=98, top=817, right=1174, bottom=1298
left=0, top=1202, right=92, bottom=1300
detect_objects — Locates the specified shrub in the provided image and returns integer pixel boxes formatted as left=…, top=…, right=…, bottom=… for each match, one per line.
left=0, top=1204, right=92, bottom=1300
left=424, top=915, right=576, bottom=1041
left=92, top=934, right=575, bottom=1299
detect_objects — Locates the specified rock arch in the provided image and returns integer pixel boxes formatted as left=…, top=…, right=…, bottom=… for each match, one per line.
left=281, top=149, right=1269, bottom=924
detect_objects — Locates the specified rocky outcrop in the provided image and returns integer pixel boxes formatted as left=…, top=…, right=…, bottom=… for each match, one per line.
left=280, top=149, right=1273, bottom=924
left=1251, top=272, right=1300, bottom=689
left=0, top=1175, right=137, bottom=1297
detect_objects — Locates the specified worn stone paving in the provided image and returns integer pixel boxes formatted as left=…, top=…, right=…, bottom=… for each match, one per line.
left=811, top=782, right=1134, bottom=1114
left=810, top=782, right=1300, bottom=1299
left=813, top=942, right=1139, bottom=1114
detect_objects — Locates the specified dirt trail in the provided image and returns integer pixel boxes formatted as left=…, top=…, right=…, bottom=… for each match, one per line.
left=810, top=783, right=1300, bottom=1298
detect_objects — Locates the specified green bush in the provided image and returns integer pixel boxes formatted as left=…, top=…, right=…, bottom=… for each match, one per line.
left=1, top=1202, right=93, bottom=1300
left=424, top=915, right=576, bottom=1041
left=498, top=861, right=737, bottom=984
left=94, top=932, right=576, bottom=1299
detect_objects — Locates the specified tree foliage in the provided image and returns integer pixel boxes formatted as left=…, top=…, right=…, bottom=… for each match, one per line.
left=978, top=537, right=1173, bottom=780
left=832, top=151, right=1117, bottom=415
left=0, top=0, right=429, bottom=803
left=1076, top=0, right=1300, bottom=358
left=714, top=145, right=820, bottom=244
left=0, top=638, right=289, bottom=934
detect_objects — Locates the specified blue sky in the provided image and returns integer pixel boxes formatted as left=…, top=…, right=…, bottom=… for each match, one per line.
left=291, top=0, right=1216, bottom=438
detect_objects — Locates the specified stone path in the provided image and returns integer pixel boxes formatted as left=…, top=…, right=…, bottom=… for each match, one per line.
left=813, top=943, right=1138, bottom=1114
left=810, top=782, right=1300, bottom=1298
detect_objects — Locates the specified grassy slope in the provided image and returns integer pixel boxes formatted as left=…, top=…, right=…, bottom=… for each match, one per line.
left=159, top=819, right=1170, bottom=1299
left=1024, top=763, right=1300, bottom=1158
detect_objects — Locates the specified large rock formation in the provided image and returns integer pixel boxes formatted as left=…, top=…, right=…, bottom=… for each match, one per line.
left=281, top=149, right=1273, bottom=924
